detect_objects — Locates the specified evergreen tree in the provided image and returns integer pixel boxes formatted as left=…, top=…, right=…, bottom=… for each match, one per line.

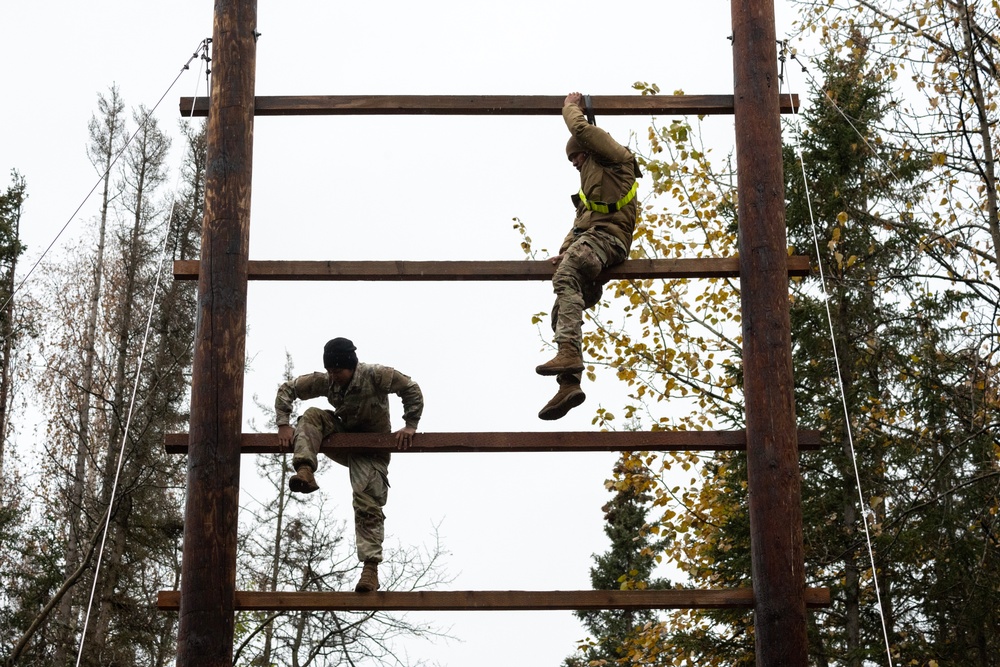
left=646, top=36, right=974, bottom=666
left=538, top=29, right=1000, bottom=665
left=605, top=36, right=999, bottom=666
left=783, top=36, right=934, bottom=665
left=562, top=455, right=670, bottom=667
left=782, top=36, right=998, bottom=666
left=0, top=169, right=27, bottom=467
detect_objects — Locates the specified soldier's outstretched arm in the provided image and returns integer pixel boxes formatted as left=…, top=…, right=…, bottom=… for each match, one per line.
left=388, top=370, right=424, bottom=429
left=562, top=94, right=631, bottom=162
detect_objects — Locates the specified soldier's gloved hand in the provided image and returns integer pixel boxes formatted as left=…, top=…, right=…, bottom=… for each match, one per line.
left=277, top=424, right=294, bottom=451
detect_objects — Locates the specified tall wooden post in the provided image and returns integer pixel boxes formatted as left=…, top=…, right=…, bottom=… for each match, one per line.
left=176, top=1, right=257, bottom=665
left=731, top=0, right=809, bottom=664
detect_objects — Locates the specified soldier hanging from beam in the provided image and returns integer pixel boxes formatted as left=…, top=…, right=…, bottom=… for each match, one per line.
left=536, top=91, right=641, bottom=420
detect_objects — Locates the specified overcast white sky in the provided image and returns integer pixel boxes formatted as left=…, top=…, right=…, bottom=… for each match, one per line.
left=2, top=1, right=802, bottom=665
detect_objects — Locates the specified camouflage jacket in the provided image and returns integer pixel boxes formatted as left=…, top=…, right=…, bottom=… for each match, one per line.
left=559, top=102, right=640, bottom=253
left=274, top=362, right=423, bottom=433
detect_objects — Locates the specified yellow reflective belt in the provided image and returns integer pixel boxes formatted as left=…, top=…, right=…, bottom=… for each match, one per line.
left=577, top=180, right=638, bottom=214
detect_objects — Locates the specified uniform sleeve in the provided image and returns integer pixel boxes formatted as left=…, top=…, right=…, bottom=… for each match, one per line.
left=378, top=367, right=424, bottom=429
left=562, top=103, right=632, bottom=164
left=274, top=372, right=329, bottom=426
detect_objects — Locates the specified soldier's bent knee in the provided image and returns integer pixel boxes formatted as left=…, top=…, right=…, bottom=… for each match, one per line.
left=299, top=407, right=327, bottom=424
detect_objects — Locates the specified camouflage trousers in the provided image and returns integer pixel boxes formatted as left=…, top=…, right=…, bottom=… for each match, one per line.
left=292, top=407, right=390, bottom=563
left=550, top=229, right=628, bottom=384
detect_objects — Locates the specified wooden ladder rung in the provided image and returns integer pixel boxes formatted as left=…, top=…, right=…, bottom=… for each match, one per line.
left=157, top=587, right=830, bottom=611
left=173, top=256, right=813, bottom=282
left=163, top=429, right=823, bottom=455
left=179, top=94, right=801, bottom=118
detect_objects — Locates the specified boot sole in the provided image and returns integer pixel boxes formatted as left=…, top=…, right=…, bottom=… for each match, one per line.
left=538, top=390, right=586, bottom=420
left=535, top=363, right=585, bottom=376
left=289, top=477, right=319, bottom=494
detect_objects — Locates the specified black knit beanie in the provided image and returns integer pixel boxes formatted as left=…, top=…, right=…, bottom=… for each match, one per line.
left=323, top=337, right=358, bottom=370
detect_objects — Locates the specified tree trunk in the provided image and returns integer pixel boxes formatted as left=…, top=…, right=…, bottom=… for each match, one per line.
left=53, top=85, right=125, bottom=667
left=261, top=456, right=289, bottom=665
left=83, top=105, right=168, bottom=666
left=956, top=2, right=1000, bottom=265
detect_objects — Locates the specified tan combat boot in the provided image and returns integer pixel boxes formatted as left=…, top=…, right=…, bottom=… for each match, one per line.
left=355, top=560, right=380, bottom=592
left=288, top=465, right=319, bottom=494
left=538, top=383, right=586, bottom=420
left=535, top=342, right=584, bottom=376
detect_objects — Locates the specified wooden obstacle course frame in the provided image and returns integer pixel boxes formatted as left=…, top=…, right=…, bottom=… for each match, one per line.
left=173, top=1, right=813, bottom=665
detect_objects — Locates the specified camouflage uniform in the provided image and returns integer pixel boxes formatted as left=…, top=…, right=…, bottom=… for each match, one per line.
left=551, top=103, right=639, bottom=384
left=275, top=362, right=423, bottom=563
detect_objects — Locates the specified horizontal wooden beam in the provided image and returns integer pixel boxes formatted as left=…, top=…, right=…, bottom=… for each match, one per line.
left=157, top=587, right=830, bottom=611
left=164, top=429, right=823, bottom=455
left=179, top=94, right=801, bottom=118
left=174, top=256, right=812, bottom=282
